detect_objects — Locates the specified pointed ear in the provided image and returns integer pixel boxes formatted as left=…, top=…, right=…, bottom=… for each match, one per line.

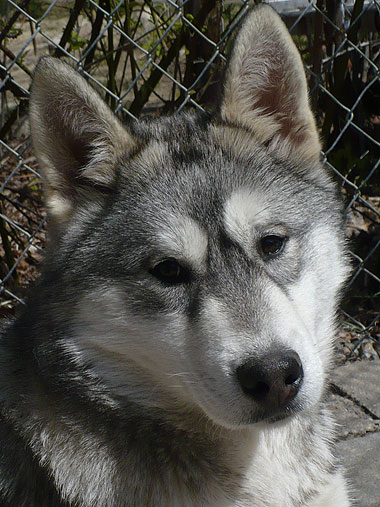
left=29, top=57, right=135, bottom=229
left=220, top=5, right=321, bottom=167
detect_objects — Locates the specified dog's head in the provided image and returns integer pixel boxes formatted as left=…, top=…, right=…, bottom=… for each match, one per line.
left=30, top=5, right=350, bottom=428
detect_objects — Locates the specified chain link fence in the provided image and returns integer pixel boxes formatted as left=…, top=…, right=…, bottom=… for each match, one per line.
left=1, top=0, right=379, bottom=360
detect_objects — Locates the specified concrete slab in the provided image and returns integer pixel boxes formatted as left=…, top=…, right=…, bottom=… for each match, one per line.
left=331, top=361, right=380, bottom=418
left=330, top=361, right=380, bottom=506
left=336, top=432, right=380, bottom=507
left=329, top=393, right=380, bottom=439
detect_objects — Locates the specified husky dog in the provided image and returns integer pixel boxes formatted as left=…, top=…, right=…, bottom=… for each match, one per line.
left=0, top=5, right=351, bottom=506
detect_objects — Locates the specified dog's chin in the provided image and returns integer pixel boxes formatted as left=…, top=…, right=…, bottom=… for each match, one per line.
left=201, top=398, right=306, bottom=430
left=243, top=404, right=305, bottom=428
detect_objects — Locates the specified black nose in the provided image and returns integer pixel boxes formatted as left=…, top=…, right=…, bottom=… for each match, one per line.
left=236, top=350, right=303, bottom=410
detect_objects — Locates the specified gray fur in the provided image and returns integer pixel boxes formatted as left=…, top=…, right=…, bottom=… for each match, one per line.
left=0, top=5, right=351, bottom=506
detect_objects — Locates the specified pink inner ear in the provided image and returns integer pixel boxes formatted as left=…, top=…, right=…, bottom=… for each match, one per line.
left=242, top=52, right=307, bottom=148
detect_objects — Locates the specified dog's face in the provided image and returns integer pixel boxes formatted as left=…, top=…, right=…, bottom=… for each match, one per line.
left=30, top=5, right=349, bottom=428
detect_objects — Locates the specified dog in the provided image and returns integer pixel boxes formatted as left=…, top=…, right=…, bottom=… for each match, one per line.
left=0, top=4, right=351, bottom=506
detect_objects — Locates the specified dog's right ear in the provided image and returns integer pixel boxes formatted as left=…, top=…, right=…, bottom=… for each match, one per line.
left=30, top=57, right=135, bottom=231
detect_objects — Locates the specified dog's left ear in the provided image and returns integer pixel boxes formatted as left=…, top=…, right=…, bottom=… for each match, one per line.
left=220, top=5, right=321, bottom=167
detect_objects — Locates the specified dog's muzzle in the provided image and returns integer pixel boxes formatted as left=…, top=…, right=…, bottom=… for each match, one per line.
left=236, top=349, right=304, bottom=412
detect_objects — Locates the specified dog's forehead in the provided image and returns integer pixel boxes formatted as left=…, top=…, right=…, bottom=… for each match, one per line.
left=122, top=114, right=328, bottom=238
left=126, top=114, right=265, bottom=201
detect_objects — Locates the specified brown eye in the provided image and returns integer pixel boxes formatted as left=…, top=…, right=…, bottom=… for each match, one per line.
left=149, top=258, right=190, bottom=285
left=260, top=235, right=287, bottom=258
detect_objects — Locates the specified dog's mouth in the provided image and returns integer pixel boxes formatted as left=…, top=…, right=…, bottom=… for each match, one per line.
left=190, top=377, right=307, bottom=429
left=248, top=397, right=306, bottom=425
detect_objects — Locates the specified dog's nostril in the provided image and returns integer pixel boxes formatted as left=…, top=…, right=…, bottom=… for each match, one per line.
left=284, top=356, right=303, bottom=382
left=249, top=380, right=270, bottom=401
left=285, top=372, right=300, bottom=385
left=236, top=350, right=304, bottom=410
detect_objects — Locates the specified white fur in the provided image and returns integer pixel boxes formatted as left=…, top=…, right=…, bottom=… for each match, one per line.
left=223, top=188, right=270, bottom=249
left=74, top=286, right=192, bottom=407
left=157, top=215, right=208, bottom=268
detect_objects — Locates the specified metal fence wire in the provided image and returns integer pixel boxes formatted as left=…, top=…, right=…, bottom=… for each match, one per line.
left=1, top=0, right=379, bottom=360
